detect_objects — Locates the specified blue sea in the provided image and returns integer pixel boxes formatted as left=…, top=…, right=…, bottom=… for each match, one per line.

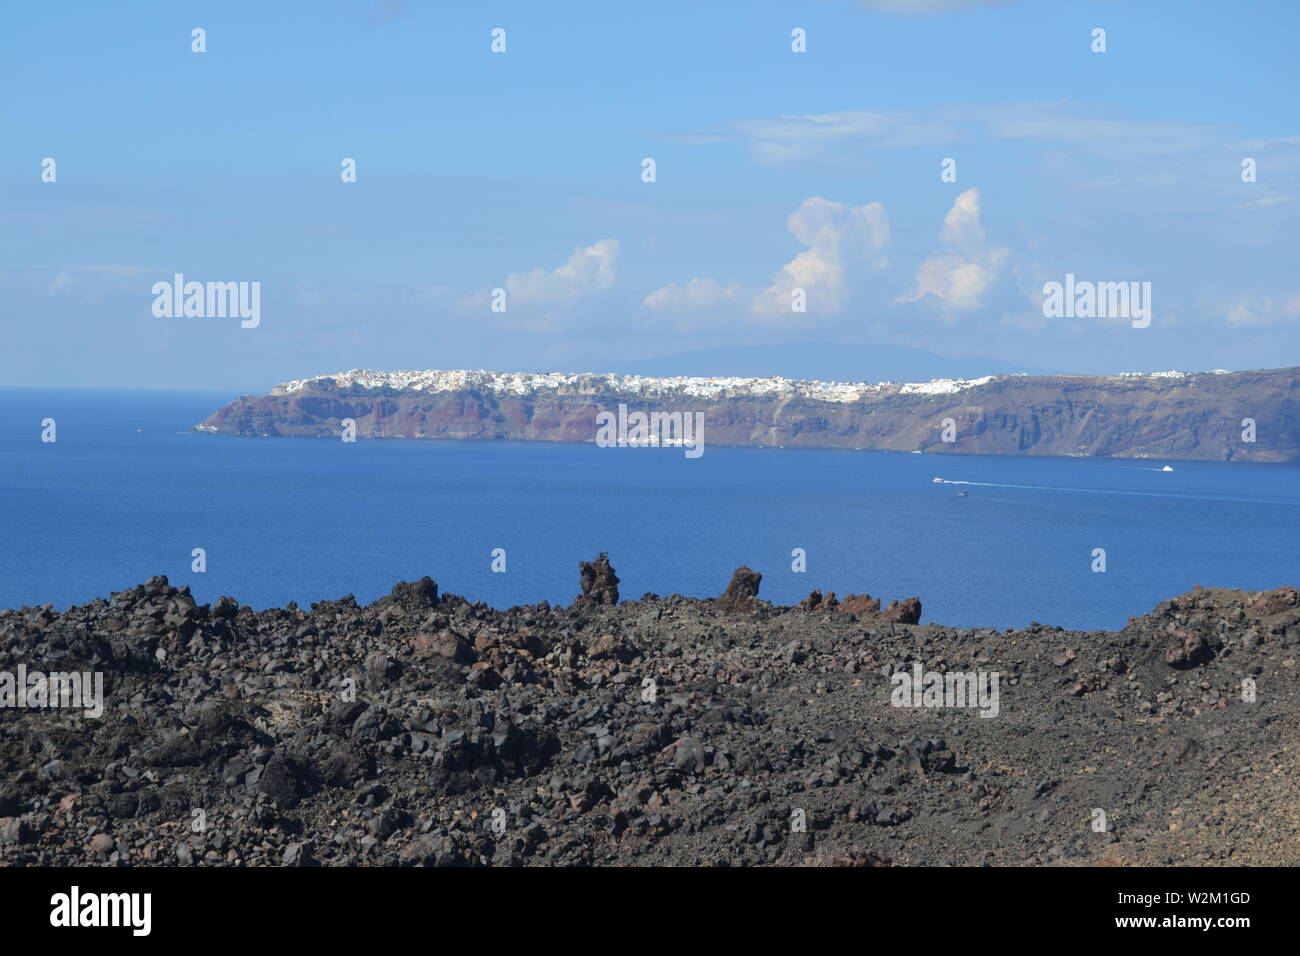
left=2, top=388, right=1297, bottom=632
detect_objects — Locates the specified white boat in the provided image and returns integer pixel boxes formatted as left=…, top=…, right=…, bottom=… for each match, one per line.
left=932, top=477, right=944, bottom=483
left=1161, top=465, right=1174, bottom=472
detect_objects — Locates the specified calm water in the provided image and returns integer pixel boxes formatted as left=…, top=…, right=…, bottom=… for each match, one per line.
left=2, top=388, right=1297, bottom=631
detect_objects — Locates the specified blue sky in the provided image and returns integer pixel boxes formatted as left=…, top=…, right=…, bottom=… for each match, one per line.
left=3, top=0, right=1298, bottom=390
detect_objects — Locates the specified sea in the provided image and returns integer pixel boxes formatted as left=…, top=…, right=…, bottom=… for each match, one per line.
left=2, top=387, right=1297, bottom=632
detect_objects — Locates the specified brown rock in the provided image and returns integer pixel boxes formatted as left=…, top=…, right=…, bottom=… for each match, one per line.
left=88, top=833, right=115, bottom=854
left=838, top=594, right=883, bottom=617
left=577, top=553, right=620, bottom=605
left=716, top=565, right=762, bottom=612
left=389, top=576, right=438, bottom=608
left=1247, top=586, right=1300, bottom=620
left=828, top=593, right=923, bottom=625
left=799, top=588, right=921, bottom=624
left=415, top=631, right=472, bottom=663
left=467, top=662, right=502, bottom=689
left=1166, top=628, right=1210, bottom=669
left=588, top=635, right=637, bottom=663
left=878, top=598, right=923, bottom=625
left=800, top=590, right=839, bottom=612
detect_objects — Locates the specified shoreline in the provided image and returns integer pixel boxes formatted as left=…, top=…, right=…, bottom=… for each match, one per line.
left=196, top=365, right=1300, bottom=464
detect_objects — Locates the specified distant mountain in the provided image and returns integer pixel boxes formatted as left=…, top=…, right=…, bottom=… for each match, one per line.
left=198, top=366, right=1300, bottom=463
left=598, top=342, right=1045, bottom=383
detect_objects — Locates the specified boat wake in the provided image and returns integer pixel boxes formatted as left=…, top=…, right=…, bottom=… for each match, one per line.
left=931, top=477, right=1296, bottom=507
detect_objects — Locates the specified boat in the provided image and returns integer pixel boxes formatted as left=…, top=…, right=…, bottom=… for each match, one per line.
left=956, top=490, right=968, bottom=496
left=1161, top=465, right=1174, bottom=472
left=932, top=477, right=944, bottom=483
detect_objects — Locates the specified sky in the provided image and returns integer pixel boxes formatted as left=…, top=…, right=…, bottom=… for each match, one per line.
left=2, top=0, right=1298, bottom=391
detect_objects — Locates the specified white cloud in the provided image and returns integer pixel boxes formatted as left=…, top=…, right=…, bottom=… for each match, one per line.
left=1237, top=195, right=1296, bottom=210
left=1226, top=294, right=1273, bottom=326
left=1226, top=291, right=1300, bottom=326
left=752, top=197, right=891, bottom=318
left=642, top=277, right=742, bottom=312
left=722, top=111, right=960, bottom=166
left=898, top=188, right=1009, bottom=312
left=964, top=102, right=1219, bottom=156
left=1241, top=134, right=1300, bottom=150
left=501, top=238, right=619, bottom=309
left=680, top=102, right=1224, bottom=170
left=937, top=187, right=989, bottom=247
left=637, top=198, right=891, bottom=326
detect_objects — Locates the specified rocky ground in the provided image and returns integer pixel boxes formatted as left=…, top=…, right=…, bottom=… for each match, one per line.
left=2, top=556, right=1297, bottom=867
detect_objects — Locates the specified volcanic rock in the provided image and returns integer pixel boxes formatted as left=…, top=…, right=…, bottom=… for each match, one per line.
left=1166, top=628, right=1212, bottom=669
left=2, top=561, right=1297, bottom=867
left=577, top=553, right=620, bottom=605
left=716, top=565, right=762, bottom=612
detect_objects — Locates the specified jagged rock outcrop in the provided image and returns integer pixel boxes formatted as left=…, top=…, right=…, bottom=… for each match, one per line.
left=715, top=565, right=762, bottom=612
left=877, top=597, right=923, bottom=625
left=197, top=366, right=1300, bottom=463
left=838, top=594, right=884, bottom=618
left=801, top=590, right=922, bottom=624
left=576, top=553, right=620, bottom=606
left=800, top=590, right=838, bottom=612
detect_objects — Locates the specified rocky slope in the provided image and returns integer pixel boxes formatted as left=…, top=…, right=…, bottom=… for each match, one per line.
left=2, top=559, right=1298, bottom=867
left=197, top=366, right=1300, bottom=462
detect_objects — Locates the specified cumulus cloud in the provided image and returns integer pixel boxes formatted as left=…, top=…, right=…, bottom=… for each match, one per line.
left=642, top=277, right=742, bottom=312
left=1226, top=292, right=1300, bottom=326
left=500, top=238, right=619, bottom=309
left=752, top=197, right=891, bottom=318
left=639, top=198, right=890, bottom=325
left=897, top=188, right=1008, bottom=312
left=1226, top=294, right=1273, bottom=326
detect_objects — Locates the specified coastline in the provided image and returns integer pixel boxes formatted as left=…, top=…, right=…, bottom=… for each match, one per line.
left=196, top=366, right=1300, bottom=464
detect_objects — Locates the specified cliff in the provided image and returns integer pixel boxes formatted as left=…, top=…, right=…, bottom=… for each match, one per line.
left=197, top=366, right=1300, bottom=463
